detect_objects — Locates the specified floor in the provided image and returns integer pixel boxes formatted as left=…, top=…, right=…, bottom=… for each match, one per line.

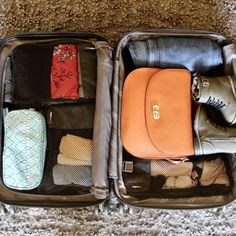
left=0, top=0, right=235, bottom=235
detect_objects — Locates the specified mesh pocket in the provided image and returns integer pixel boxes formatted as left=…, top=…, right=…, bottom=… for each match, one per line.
left=122, top=149, right=232, bottom=198
left=53, top=134, right=93, bottom=187
left=151, top=160, right=193, bottom=177
left=151, top=160, right=197, bottom=189
left=151, top=157, right=230, bottom=189
left=163, top=176, right=197, bottom=189
left=38, top=129, right=93, bottom=194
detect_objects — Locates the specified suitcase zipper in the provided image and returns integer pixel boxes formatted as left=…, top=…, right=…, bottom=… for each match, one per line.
left=0, top=32, right=105, bottom=48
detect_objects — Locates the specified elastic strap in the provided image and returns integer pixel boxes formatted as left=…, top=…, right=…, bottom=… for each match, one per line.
left=91, top=186, right=109, bottom=200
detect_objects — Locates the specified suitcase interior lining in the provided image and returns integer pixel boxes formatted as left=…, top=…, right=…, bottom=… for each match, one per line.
left=118, top=35, right=235, bottom=202
left=10, top=40, right=97, bottom=105
left=1, top=41, right=96, bottom=196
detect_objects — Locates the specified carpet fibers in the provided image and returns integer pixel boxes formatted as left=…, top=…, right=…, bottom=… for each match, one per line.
left=0, top=0, right=236, bottom=235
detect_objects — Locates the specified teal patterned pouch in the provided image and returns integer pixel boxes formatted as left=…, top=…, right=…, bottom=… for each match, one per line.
left=3, top=109, right=47, bottom=190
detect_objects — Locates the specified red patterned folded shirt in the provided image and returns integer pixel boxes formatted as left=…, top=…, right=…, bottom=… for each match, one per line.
left=50, top=44, right=79, bottom=99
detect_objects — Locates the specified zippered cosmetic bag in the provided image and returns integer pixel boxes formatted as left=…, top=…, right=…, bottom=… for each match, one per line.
left=3, top=109, right=47, bottom=190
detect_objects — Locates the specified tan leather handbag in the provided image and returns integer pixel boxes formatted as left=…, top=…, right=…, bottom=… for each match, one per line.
left=121, top=68, right=194, bottom=159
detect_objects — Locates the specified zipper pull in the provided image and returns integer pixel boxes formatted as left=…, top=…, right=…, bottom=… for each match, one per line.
left=85, top=46, right=96, bottom=50
left=48, top=111, right=53, bottom=126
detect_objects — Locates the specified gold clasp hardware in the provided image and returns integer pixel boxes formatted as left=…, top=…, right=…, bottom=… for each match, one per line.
left=152, top=105, right=160, bottom=120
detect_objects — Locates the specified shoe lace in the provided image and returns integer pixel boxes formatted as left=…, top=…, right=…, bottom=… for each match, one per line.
left=206, top=96, right=226, bottom=109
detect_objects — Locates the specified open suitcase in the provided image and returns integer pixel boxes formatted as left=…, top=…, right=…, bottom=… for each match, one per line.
left=0, top=29, right=235, bottom=212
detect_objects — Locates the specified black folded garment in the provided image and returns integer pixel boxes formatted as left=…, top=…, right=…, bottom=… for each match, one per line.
left=127, top=37, right=224, bottom=75
left=12, top=44, right=54, bottom=102
left=79, top=42, right=97, bottom=98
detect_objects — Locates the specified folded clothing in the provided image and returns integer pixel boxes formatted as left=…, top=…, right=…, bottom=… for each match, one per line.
left=57, top=154, right=91, bottom=166
left=50, top=44, right=79, bottom=99
left=163, top=176, right=198, bottom=189
left=213, top=173, right=230, bottom=186
left=78, top=42, right=97, bottom=98
left=151, top=160, right=193, bottom=177
left=53, top=164, right=92, bottom=186
left=3, top=109, right=46, bottom=190
left=199, top=158, right=230, bottom=187
left=38, top=129, right=93, bottom=194
left=58, top=134, right=93, bottom=166
left=151, top=157, right=230, bottom=188
left=128, top=37, right=223, bottom=75
left=12, top=44, right=53, bottom=102
left=151, top=160, right=198, bottom=189
left=163, top=176, right=197, bottom=189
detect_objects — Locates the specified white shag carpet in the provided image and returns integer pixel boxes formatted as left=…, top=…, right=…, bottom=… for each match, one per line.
left=0, top=0, right=235, bottom=235
left=0, top=195, right=235, bottom=235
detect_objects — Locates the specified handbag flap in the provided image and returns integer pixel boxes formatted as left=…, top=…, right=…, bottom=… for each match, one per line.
left=145, top=69, right=194, bottom=156
left=121, top=68, right=170, bottom=158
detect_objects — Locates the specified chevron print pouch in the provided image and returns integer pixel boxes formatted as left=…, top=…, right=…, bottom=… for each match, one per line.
left=3, top=109, right=47, bottom=190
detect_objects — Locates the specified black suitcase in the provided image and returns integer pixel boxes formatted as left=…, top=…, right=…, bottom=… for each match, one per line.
left=0, top=29, right=235, bottom=212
